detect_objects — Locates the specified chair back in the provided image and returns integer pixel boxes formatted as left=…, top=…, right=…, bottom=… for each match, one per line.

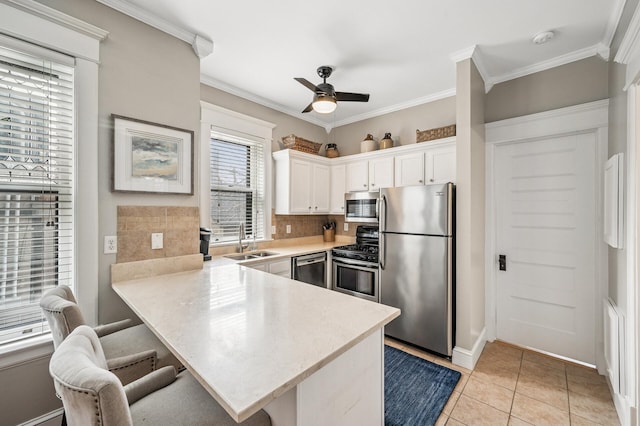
left=49, top=325, right=133, bottom=426
left=40, top=285, right=86, bottom=349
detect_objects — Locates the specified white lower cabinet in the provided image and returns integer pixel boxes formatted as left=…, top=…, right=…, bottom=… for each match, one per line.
left=247, top=257, right=292, bottom=278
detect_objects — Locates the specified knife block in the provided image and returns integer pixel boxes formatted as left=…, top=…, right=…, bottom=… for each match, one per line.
left=323, top=228, right=335, bottom=242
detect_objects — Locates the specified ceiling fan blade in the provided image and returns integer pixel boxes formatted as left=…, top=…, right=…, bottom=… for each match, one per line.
left=335, top=92, right=370, bottom=102
left=301, top=102, right=313, bottom=113
left=295, top=78, right=320, bottom=92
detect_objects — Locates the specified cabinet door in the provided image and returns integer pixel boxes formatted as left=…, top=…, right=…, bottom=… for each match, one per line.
left=290, top=159, right=312, bottom=213
left=330, top=164, right=346, bottom=214
left=346, top=162, right=369, bottom=192
left=426, top=145, right=456, bottom=184
left=312, top=164, right=330, bottom=213
left=395, top=152, right=425, bottom=187
left=369, top=157, right=394, bottom=190
left=268, top=258, right=291, bottom=278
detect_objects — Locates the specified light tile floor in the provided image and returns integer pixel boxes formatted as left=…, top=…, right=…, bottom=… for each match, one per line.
left=385, top=338, right=620, bottom=426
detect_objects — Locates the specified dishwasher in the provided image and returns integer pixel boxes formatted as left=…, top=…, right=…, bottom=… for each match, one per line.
left=291, top=252, right=327, bottom=288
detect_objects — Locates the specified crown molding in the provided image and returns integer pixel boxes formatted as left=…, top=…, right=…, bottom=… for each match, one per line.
left=491, top=43, right=609, bottom=87
left=96, top=0, right=212, bottom=58
left=604, top=0, right=628, bottom=48
left=0, top=0, right=108, bottom=40
left=449, top=45, right=493, bottom=92
left=615, top=0, right=640, bottom=64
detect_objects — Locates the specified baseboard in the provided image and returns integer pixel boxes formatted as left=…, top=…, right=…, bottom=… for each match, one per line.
left=452, top=327, right=486, bottom=370
left=18, top=408, right=63, bottom=426
left=612, top=390, right=630, bottom=426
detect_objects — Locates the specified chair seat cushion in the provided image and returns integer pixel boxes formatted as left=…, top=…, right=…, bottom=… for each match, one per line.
left=99, top=324, right=181, bottom=370
left=129, top=371, right=271, bottom=425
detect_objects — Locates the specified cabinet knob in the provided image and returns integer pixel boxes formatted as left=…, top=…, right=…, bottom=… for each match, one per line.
left=308, top=206, right=311, bottom=210
left=315, top=206, right=318, bottom=210
left=363, top=184, right=367, bottom=188
left=419, top=179, right=423, bottom=183
left=371, top=183, right=375, bottom=187
left=341, top=206, right=344, bottom=210
left=430, top=178, right=434, bottom=182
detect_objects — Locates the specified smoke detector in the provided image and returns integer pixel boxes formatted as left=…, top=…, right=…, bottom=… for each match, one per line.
left=532, top=31, right=555, bottom=45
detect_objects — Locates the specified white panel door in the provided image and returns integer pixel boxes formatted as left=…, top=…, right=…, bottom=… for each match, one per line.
left=395, top=152, right=425, bottom=187
left=312, top=163, right=330, bottom=213
left=495, top=133, right=597, bottom=364
left=426, top=145, right=456, bottom=184
left=369, top=157, right=394, bottom=190
left=330, top=164, right=346, bottom=214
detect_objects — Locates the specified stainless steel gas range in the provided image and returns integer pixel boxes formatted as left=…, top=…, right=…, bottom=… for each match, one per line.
left=331, top=226, right=379, bottom=303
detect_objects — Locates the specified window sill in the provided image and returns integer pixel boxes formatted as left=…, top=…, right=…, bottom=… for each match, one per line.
left=0, top=334, right=54, bottom=371
left=209, top=237, right=274, bottom=248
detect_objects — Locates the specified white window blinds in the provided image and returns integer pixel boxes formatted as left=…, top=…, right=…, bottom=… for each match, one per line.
left=209, top=135, right=265, bottom=244
left=0, top=44, right=74, bottom=345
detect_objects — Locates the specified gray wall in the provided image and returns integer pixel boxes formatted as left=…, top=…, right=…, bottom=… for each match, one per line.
left=2, top=1, right=202, bottom=423
left=200, top=84, right=327, bottom=154
left=331, top=97, right=456, bottom=156
left=485, top=56, right=609, bottom=123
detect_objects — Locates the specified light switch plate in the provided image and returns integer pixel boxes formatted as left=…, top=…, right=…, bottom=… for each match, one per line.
left=151, top=233, right=163, bottom=249
left=343, top=223, right=349, bottom=231
left=104, top=236, right=117, bottom=254
left=271, top=225, right=276, bottom=235
left=286, top=224, right=291, bottom=234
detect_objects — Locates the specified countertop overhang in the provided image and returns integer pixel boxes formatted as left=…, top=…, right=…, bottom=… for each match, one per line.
left=112, top=260, right=399, bottom=422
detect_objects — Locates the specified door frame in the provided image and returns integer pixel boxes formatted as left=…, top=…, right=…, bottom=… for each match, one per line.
left=484, top=100, right=609, bottom=371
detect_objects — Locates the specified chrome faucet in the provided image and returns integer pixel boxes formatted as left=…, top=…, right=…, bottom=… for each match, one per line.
left=237, top=222, right=248, bottom=253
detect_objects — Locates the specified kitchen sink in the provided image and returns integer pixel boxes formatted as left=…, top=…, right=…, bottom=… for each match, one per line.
left=223, top=251, right=278, bottom=261
left=249, top=251, right=278, bottom=257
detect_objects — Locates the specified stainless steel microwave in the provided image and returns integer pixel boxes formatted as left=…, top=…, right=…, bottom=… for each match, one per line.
left=345, top=191, right=379, bottom=223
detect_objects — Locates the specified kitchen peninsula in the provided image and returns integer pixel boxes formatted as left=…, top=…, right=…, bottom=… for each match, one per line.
left=112, top=255, right=400, bottom=425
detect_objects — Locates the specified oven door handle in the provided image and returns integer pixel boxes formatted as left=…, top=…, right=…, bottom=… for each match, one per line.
left=332, top=257, right=378, bottom=269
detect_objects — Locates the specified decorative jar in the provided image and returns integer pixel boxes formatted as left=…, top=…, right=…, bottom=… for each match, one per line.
left=380, top=133, right=394, bottom=150
left=325, top=143, right=339, bottom=158
left=360, top=134, right=378, bottom=153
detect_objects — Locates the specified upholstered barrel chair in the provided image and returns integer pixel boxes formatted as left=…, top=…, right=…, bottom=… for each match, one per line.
left=49, top=325, right=271, bottom=426
left=40, top=285, right=181, bottom=384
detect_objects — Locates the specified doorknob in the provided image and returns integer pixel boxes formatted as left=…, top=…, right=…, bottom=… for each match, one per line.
left=498, top=254, right=506, bottom=271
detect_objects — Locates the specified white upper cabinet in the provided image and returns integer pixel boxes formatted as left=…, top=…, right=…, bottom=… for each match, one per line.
left=346, top=161, right=368, bottom=192
left=273, top=138, right=455, bottom=214
left=426, top=144, right=456, bottom=184
left=368, top=157, right=394, bottom=190
left=347, top=157, right=394, bottom=192
left=330, top=164, right=346, bottom=214
left=395, top=152, right=425, bottom=187
left=274, top=151, right=330, bottom=214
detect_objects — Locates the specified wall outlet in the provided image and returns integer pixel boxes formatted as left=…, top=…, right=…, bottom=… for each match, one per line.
left=343, top=222, right=349, bottom=232
left=151, top=233, right=163, bottom=249
left=286, top=224, right=291, bottom=234
left=271, top=225, right=276, bottom=235
left=104, top=236, right=117, bottom=254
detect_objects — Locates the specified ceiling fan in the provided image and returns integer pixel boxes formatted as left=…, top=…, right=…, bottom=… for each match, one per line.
left=295, top=66, right=370, bottom=114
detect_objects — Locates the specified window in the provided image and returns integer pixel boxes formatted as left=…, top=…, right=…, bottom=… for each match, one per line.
left=0, top=44, right=74, bottom=345
left=209, top=135, right=265, bottom=243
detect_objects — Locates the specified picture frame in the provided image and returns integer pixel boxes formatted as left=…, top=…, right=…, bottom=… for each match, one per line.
left=113, top=115, right=194, bottom=194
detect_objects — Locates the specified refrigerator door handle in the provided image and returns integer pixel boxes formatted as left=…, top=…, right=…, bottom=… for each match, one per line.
left=380, top=194, right=387, bottom=232
left=379, top=193, right=387, bottom=270
left=380, top=232, right=386, bottom=270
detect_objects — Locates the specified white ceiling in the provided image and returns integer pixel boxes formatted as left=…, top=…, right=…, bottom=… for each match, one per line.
left=99, top=0, right=625, bottom=131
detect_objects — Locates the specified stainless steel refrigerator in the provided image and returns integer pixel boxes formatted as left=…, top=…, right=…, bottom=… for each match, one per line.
left=379, top=183, right=454, bottom=356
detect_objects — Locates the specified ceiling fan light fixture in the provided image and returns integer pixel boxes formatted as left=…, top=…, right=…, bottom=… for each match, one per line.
left=312, top=94, right=337, bottom=114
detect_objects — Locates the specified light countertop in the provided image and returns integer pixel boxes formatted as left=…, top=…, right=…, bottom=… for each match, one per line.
left=112, top=261, right=399, bottom=422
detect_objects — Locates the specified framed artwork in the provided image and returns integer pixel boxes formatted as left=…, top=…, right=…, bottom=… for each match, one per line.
left=113, top=115, right=194, bottom=194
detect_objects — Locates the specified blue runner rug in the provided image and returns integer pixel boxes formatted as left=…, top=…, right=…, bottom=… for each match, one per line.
left=385, top=345, right=461, bottom=426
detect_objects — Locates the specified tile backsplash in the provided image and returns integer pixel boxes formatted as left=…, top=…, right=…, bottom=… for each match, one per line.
left=117, top=206, right=199, bottom=263
left=272, top=210, right=367, bottom=239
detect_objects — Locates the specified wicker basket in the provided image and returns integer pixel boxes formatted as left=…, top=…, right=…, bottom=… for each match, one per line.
left=416, top=124, right=456, bottom=143
left=281, top=134, right=322, bottom=155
